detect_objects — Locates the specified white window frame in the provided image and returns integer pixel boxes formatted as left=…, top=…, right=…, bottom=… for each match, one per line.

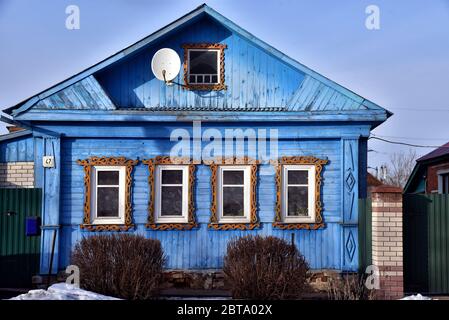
left=217, top=165, right=251, bottom=223
left=187, top=48, right=221, bottom=85
left=437, top=169, right=449, bottom=194
left=91, top=166, right=126, bottom=225
left=155, top=165, right=189, bottom=223
left=282, top=164, right=316, bottom=223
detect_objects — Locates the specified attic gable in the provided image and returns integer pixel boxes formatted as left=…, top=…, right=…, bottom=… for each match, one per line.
left=3, top=4, right=390, bottom=120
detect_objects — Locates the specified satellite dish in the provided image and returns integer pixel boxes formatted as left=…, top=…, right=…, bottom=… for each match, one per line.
left=151, top=48, right=181, bottom=85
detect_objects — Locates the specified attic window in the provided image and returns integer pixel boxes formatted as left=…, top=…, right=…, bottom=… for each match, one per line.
left=182, top=43, right=227, bottom=91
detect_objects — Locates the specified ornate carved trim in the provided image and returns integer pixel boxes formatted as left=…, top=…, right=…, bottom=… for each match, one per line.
left=206, top=157, right=260, bottom=230
left=76, top=156, right=138, bottom=232
left=272, top=156, right=328, bottom=230
left=182, top=43, right=227, bottom=91
left=142, top=156, right=198, bottom=230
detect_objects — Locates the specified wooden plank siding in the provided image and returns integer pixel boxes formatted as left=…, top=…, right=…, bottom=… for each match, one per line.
left=0, top=135, right=34, bottom=162
left=95, top=16, right=304, bottom=111
left=55, top=122, right=361, bottom=271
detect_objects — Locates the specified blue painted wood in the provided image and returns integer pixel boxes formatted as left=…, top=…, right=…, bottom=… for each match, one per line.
left=29, top=122, right=372, bottom=139
left=341, top=137, right=360, bottom=271
left=39, top=137, right=61, bottom=274
left=0, top=135, right=34, bottom=162
left=8, top=5, right=390, bottom=118
left=51, top=122, right=366, bottom=271
left=16, top=109, right=389, bottom=123
left=34, top=76, right=115, bottom=111
left=94, top=16, right=304, bottom=111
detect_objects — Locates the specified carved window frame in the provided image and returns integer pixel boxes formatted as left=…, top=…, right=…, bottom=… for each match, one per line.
left=273, top=156, right=328, bottom=230
left=205, top=157, right=259, bottom=230
left=76, top=156, right=138, bottom=231
left=182, top=43, right=227, bottom=91
left=142, top=156, right=197, bottom=230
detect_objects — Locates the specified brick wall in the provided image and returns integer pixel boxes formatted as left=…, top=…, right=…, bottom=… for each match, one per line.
left=0, top=162, right=34, bottom=188
left=371, top=185, right=403, bottom=300
left=426, top=162, right=449, bottom=193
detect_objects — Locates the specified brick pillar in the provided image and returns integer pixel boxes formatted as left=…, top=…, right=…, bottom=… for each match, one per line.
left=371, top=185, right=403, bottom=300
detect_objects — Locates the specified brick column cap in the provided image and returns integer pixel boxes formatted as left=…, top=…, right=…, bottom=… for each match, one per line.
left=371, top=185, right=402, bottom=193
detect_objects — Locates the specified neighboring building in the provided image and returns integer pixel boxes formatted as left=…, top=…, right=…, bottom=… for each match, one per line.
left=404, top=142, right=449, bottom=194
left=0, top=130, right=35, bottom=188
left=0, top=5, right=390, bottom=276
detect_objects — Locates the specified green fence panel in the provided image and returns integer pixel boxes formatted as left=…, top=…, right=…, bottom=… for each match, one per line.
left=0, top=188, right=42, bottom=288
left=358, top=198, right=372, bottom=272
left=404, top=193, right=449, bottom=294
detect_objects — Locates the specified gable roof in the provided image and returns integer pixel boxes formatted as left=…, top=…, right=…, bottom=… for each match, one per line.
left=2, top=4, right=391, bottom=119
left=0, top=129, right=32, bottom=142
left=417, top=141, right=449, bottom=162
left=403, top=141, right=449, bottom=193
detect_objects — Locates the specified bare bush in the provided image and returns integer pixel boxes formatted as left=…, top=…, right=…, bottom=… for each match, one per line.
left=71, top=234, right=165, bottom=299
left=326, top=274, right=376, bottom=300
left=223, top=235, right=309, bottom=299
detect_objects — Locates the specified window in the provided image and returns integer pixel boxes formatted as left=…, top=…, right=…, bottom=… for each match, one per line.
left=274, top=156, right=327, bottom=229
left=91, top=166, right=126, bottom=225
left=188, top=49, right=219, bottom=84
left=438, top=171, right=449, bottom=194
left=182, top=43, right=227, bottom=90
left=77, top=156, right=137, bottom=231
left=217, top=166, right=251, bottom=223
left=154, top=165, right=189, bottom=223
left=282, top=165, right=316, bottom=223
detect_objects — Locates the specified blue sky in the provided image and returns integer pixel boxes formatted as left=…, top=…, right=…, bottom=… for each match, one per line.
left=1, top=0, right=449, bottom=169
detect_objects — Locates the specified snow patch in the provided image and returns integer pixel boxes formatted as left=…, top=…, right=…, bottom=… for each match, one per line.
left=9, top=283, right=120, bottom=300
left=400, top=293, right=432, bottom=300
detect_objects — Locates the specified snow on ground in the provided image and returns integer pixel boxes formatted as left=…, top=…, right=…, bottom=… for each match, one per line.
left=401, top=294, right=432, bottom=300
left=9, top=283, right=120, bottom=300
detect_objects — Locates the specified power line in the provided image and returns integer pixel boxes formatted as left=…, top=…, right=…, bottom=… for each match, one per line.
left=369, top=136, right=449, bottom=149
left=372, top=134, right=448, bottom=142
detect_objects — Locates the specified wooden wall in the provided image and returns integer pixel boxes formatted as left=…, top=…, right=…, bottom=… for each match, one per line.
left=54, top=122, right=367, bottom=271
left=95, top=16, right=304, bottom=110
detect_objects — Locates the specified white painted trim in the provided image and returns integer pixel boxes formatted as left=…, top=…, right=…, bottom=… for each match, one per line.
left=91, top=166, right=126, bottom=225
left=217, top=165, right=251, bottom=223
left=281, top=164, right=316, bottom=223
left=154, top=165, right=189, bottom=223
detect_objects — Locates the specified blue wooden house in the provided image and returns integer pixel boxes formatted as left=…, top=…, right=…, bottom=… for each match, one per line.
left=1, top=4, right=390, bottom=276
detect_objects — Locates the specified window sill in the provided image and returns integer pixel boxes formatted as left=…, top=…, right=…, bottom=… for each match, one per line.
left=272, top=222, right=325, bottom=230
left=80, top=224, right=135, bottom=232
left=183, top=83, right=227, bottom=91
left=208, top=222, right=260, bottom=230
left=146, top=222, right=198, bottom=230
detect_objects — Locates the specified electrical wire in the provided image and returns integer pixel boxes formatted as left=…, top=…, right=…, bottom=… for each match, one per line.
left=369, top=136, right=449, bottom=149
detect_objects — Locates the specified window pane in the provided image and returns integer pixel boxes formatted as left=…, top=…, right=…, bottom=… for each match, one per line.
left=97, top=187, right=119, bottom=217
left=223, top=170, right=244, bottom=185
left=98, top=171, right=119, bottom=185
left=161, top=186, right=183, bottom=216
left=223, top=186, right=244, bottom=216
left=189, top=75, right=195, bottom=83
left=204, top=75, right=210, bottom=83
left=288, top=170, right=308, bottom=185
left=211, top=75, right=218, bottom=83
left=162, top=170, right=183, bottom=184
left=287, top=186, right=308, bottom=216
left=197, top=75, right=203, bottom=83
left=443, top=174, right=449, bottom=194
left=189, top=50, right=218, bottom=74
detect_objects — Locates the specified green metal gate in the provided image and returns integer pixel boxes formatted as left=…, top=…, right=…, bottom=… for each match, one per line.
left=0, top=188, right=41, bottom=288
left=358, top=198, right=372, bottom=272
left=404, top=194, right=449, bottom=294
